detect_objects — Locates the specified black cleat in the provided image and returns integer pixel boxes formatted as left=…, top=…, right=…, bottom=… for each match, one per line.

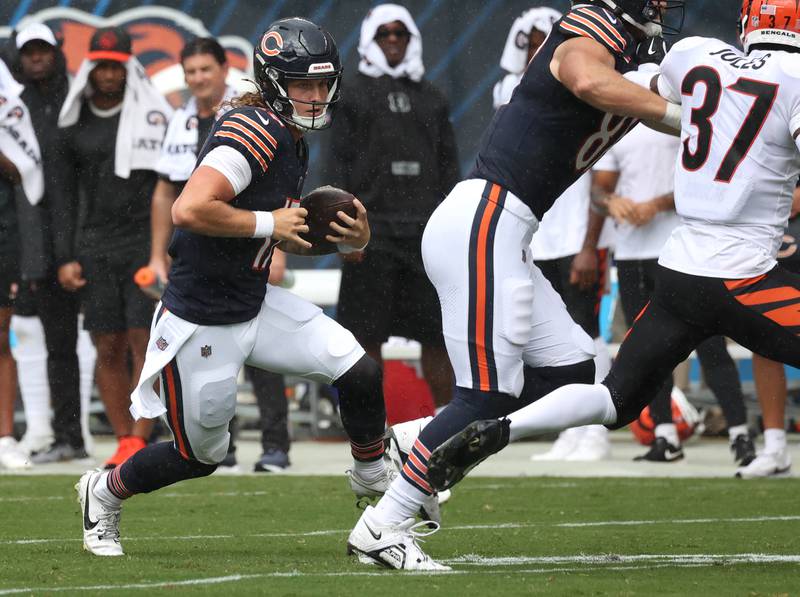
left=731, top=434, right=756, bottom=467
left=633, top=437, right=684, bottom=462
left=427, top=419, right=510, bottom=492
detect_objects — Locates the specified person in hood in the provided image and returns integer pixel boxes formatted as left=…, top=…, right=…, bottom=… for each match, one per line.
left=324, top=3, right=459, bottom=410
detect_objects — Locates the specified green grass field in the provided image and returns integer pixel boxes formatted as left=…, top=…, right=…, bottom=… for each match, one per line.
left=1, top=475, right=800, bottom=595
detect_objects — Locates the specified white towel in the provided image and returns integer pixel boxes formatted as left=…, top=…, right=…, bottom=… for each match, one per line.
left=156, top=85, right=237, bottom=182
left=58, top=56, right=173, bottom=179
left=358, top=4, right=424, bottom=82
left=0, top=59, right=43, bottom=205
left=130, top=306, right=198, bottom=419
left=499, top=7, right=562, bottom=75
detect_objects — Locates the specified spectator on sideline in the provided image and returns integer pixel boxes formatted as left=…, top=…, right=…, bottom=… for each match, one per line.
left=10, top=22, right=97, bottom=463
left=0, top=55, right=45, bottom=469
left=52, top=27, right=171, bottom=469
left=593, top=124, right=755, bottom=466
left=324, top=3, right=459, bottom=408
left=150, top=37, right=292, bottom=473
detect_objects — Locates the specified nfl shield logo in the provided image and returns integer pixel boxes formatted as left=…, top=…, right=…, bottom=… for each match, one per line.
left=200, top=345, right=212, bottom=358
left=155, top=337, right=169, bottom=351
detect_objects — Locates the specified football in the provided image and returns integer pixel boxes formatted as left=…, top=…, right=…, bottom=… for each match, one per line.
left=299, top=185, right=358, bottom=255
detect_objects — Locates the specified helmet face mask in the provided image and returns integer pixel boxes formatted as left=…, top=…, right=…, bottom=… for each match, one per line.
left=583, top=0, right=686, bottom=37
left=253, top=17, right=342, bottom=132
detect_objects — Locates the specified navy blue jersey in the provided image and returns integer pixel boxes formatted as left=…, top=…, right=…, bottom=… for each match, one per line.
left=469, top=4, right=639, bottom=220
left=162, top=106, right=307, bottom=325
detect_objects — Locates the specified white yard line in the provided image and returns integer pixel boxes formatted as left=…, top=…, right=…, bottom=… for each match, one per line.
left=0, top=557, right=797, bottom=594
left=3, top=514, right=799, bottom=546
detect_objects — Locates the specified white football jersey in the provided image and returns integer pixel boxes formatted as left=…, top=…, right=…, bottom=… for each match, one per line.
left=657, top=37, right=800, bottom=278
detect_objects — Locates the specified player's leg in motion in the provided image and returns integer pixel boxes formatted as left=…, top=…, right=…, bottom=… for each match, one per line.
left=243, top=286, right=388, bottom=493
left=77, top=315, right=247, bottom=556
left=347, top=181, right=595, bottom=569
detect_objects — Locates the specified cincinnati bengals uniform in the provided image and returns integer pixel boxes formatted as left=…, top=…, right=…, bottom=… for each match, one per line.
left=601, top=37, right=800, bottom=424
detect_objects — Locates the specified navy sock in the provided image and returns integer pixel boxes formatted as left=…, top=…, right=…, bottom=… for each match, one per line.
left=112, top=441, right=217, bottom=497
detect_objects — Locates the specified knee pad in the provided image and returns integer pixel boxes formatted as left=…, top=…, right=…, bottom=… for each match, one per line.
left=501, top=279, right=534, bottom=346
left=192, top=376, right=237, bottom=464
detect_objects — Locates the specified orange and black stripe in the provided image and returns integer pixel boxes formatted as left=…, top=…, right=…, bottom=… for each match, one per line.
left=161, top=358, right=194, bottom=461
left=467, top=182, right=507, bottom=392
left=726, top=274, right=800, bottom=334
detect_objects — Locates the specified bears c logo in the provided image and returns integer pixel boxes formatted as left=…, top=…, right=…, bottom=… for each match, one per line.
left=261, top=31, right=283, bottom=57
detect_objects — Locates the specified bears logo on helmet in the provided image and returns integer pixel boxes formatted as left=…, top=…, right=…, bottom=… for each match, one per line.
left=739, top=0, right=800, bottom=52
left=252, top=17, right=342, bottom=132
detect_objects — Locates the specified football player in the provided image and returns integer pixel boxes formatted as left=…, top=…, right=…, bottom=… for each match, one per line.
left=347, top=0, right=684, bottom=570
left=428, top=0, right=800, bottom=498
left=75, top=18, right=390, bottom=557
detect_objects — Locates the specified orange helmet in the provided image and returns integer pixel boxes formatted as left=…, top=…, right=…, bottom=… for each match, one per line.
left=739, top=0, right=800, bottom=52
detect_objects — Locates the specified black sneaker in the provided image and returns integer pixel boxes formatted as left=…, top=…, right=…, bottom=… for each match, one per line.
left=633, top=437, right=684, bottom=462
left=254, top=448, right=290, bottom=473
left=731, top=434, right=756, bottom=466
left=427, top=419, right=510, bottom=492
left=30, top=443, right=89, bottom=464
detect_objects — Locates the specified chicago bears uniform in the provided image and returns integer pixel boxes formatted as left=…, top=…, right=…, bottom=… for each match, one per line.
left=163, top=106, right=305, bottom=325
left=75, top=18, right=390, bottom=559
left=424, top=4, right=639, bottom=399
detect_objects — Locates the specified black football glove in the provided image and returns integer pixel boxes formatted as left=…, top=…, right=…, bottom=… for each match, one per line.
left=635, top=36, right=669, bottom=67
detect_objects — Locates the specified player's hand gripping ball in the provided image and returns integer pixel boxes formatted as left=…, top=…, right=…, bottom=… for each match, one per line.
left=300, top=186, right=358, bottom=255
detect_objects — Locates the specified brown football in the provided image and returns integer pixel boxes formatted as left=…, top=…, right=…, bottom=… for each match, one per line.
left=300, top=186, right=358, bottom=255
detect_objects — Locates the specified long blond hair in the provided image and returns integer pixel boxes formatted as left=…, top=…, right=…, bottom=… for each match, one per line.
left=217, top=89, right=267, bottom=113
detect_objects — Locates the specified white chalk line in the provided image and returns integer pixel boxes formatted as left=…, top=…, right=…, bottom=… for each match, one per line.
left=3, top=514, right=800, bottom=546
left=0, top=555, right=796, bottom=594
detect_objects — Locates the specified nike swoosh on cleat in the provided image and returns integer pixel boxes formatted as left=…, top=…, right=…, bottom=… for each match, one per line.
left=364, top=521, right=382, bottom=541
left=83, top=483, right=99, bottom=531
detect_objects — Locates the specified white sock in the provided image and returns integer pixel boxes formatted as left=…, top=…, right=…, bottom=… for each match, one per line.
left=10, top=316, right=53, bottom=439
left=373, top=476, right=426, bottom=525
left=763, top=428, right=787, bottom=455
left=352, top=457, right=385, bottom=483
left=593, top=337, right=612, bottom=381
left=77, top=322, right=96, bottom=454
left=92, top=472, right=123, bottom=509
left=508, top=383, right=617, bottom=443
left=727, top=424, right=748, bottom=442
left=655, top=423, right=680, bottom=446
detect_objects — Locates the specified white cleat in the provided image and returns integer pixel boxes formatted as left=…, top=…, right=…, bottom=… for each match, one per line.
left=347, top=505, right=451, bottom=571
left=347, top=465, right=398, bottom=498
left=0, top=436, right=31, bottom=470
left=565, top=429, right=611, bottom=462
left=76, top=470, right=124, bottom=556
left=736, top=449, right=791, bottom=479
left=18, top=432, right=54, bottom=457
left=531, top=427, right=583, bottom=461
